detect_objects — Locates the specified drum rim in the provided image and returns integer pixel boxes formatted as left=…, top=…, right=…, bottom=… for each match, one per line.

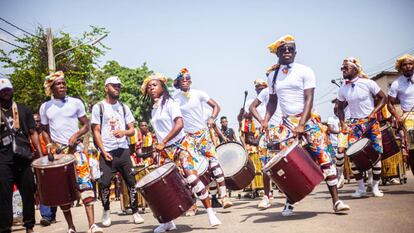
left=263, top=140, right=299, bottom=172
left=216, top=141, right=248, bottom=177
left=32, top=154, right=76, bottom=168
left=346, top=138, right=370, bottom=157
left=135, top=162, right=176, bottom=189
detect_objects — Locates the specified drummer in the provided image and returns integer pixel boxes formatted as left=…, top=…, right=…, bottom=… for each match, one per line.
left=39, top=71, right=103, bottom=233
left=388, top=54, right=414, bottom=175
left=136, top=121, right=157, bottom=165
left=219, top=116, right=236, bottom=143
left=261, top=35, right=350, bottom=215
left=337, top=57, right=387, bottom=198
left=173, top=68, right=233, bottom=209
left=142, top=73, right=222, bottom=232
left=250, top=79, right=283, bottom=209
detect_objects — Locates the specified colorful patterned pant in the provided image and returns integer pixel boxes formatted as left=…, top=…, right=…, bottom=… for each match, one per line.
left=186, top=128, right=216, bottom=158
left=280, top=115, right=337, bottom=186
left=347, top=118, right=382, bottom=180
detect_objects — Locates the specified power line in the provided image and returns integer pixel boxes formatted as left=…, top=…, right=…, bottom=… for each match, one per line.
left=0, top=27, right=22, bottom=40
left=0, top=37, right=24, bottom=49
left=0, top=17, right=36, bottom=37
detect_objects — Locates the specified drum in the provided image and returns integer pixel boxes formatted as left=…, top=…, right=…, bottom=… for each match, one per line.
left=192, top=153, right=213, bottom=186
left=32, top=154, right=79, bottom=206
left=380, top=124, right=400, bottom=160
left=263, top=141, right=324, bottom=203
left=135, top=163, right=194, bottom=223
left=215, top=142, right=255, bottom=190
left=346, top=138, right=381, bottom=172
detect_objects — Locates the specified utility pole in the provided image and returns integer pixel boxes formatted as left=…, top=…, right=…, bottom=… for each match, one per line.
left=46, top=28, right=55, bottom=73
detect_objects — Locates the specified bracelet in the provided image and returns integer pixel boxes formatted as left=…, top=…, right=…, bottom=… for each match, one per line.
left=46, top=143, right=53, bottom=148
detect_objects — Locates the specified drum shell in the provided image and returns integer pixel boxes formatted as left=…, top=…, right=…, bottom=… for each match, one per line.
left=264, top=145, right=323, bottom=203
left=347, top=140, right=381, bottom=171
left=225, top=157, right=255, bottom=190
left=381, top=125, right=400, bottom=160
left=136, top=164, right=194, bottom=223
left=33, top=156, right=79, bottom=206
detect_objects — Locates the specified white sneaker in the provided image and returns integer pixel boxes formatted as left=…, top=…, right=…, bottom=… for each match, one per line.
left=333, top=200, right=350, bottom=213
left=258, top=196, right=271, bottom=209
left=389, top=178, right=400, bottom=185
left=133, top=212, right=144, bottom=224
left=351, top=189, right=366, bottom=198
left=281, top=202, right=294, bottom=217
left=337, top=175, right=345, bottom=189
left=88, top=224, right=103, bottom=233
left=208, top=214, right=222, bottom=227
left=102, top=210, right=111, bottom=227
left=154, top=221, right=176, bottom=233
left=372, top=188, right=384, bottom=197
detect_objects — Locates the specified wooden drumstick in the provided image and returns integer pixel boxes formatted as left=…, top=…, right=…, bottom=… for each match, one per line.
left=242, top=90, right=248, bottom=110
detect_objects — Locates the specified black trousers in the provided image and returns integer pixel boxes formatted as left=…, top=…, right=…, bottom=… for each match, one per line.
left=0, top=159, right=35, bottom=233
left=99, top=148, right=138, bottom=213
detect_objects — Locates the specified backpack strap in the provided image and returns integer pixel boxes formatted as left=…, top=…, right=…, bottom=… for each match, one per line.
left=98, top=101, right=104, bottom=133
left=12, top=102, right=20, bottom=129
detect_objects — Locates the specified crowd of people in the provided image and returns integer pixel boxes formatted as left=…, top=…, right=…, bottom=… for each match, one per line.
left=0, top=34, right=413, bottom=233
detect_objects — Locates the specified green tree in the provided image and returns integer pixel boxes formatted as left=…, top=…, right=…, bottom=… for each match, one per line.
left=90, top=60, right=173, bottom=123
left=0, top=26, right=108, bottom=112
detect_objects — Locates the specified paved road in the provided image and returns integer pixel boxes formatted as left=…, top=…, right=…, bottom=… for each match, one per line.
left=13, top=172, right=414, bottom=233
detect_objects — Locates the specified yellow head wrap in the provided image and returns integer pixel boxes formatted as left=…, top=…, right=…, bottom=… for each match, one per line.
left=268, top=35, right=295, bottom=54
left=254, top=79, right=268, bottom=87
left=44, top=71, right=64, bottom=96
left=141, top=73, right=168, bottom=95
left=342, top=57, right=368, bottom=79
left=395, top=54, right=414, bottom=73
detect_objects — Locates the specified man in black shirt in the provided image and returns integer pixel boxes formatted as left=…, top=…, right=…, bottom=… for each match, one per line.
left=0, top=78, right=43, bottom=233
left=219, top=116, right=236, bottom=143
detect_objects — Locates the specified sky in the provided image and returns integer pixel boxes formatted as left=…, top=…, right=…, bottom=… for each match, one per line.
left=1, top=0, right=413, bottom=129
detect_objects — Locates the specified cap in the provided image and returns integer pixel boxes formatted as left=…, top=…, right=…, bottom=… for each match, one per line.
left=0, top=78, right=13, bottom=91
left=105, top=76, right=122, bottom=86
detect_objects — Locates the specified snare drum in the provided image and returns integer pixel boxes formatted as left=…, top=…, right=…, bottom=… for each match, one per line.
left=263, top=141, right=324, bottom=203
left=215, top=142, right=255, bottom=190
left=346, top=138, right=381, bottom=171
left=380, top=124, right=400, bottom=160
left=136, top=163, right=194, bottom=223
left=32, top=154, right=80, bottom=206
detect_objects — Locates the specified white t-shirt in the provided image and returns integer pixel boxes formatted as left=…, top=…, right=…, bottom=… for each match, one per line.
left=388, top=75, right=414, bottom=112
left=91, top=101, right=135, bottom=151
left=327, top=116, right=339, bottom=146
left=337, top=77, right=381, bottom=119
left=256, top=87, right=282, bottom=126
left=174, top=89, right=210, bottom=133
left=267, top=63, right=316, bottom=116
left=151, top=97, right=185, bottom=145
left=39, top=96, right=86, bottom=145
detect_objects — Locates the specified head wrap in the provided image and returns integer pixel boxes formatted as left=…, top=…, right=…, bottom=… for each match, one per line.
left=395, top=54, right=414, bottom=73
left=342, top=57, right=368, bottom=79
left=141, top=73, right=168, bottom=95
left=268, top=35, right=295, bottom=54
left=174, top=68, right=191, bottom=89
left=44, top=71, right=64, bottom=96
left=254, top=79, right=268, bottom=87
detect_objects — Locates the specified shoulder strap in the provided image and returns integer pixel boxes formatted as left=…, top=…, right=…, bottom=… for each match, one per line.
left=271, top=66, right=280, bottom=94
left=98, top=101, right=104, bottom=134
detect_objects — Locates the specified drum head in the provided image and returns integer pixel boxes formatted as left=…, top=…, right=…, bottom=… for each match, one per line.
left=32, top=154, right=75, bottom=168
left=346, top=138, right=369, bottom=156
left=264, top=140, right=298, bottom=171
left=192, top=153, right=209, bottom=175
left=136, top=163, right=175, bottom=188
left=216, top=142, right=247, bottom=177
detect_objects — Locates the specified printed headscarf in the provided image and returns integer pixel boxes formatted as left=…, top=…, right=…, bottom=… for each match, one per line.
left=342, top=57, right=368, bottom=79
left=174, top=68, right=191, bottom=89
left=268, top=35, right=295, bottom=54
left=44, top=71, right=64, bottom=96
left=141, top=73, right=168, bottom=95
left=254, top=79, right=268, bottom=87
left=395, top=54, right=414, bottom=73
